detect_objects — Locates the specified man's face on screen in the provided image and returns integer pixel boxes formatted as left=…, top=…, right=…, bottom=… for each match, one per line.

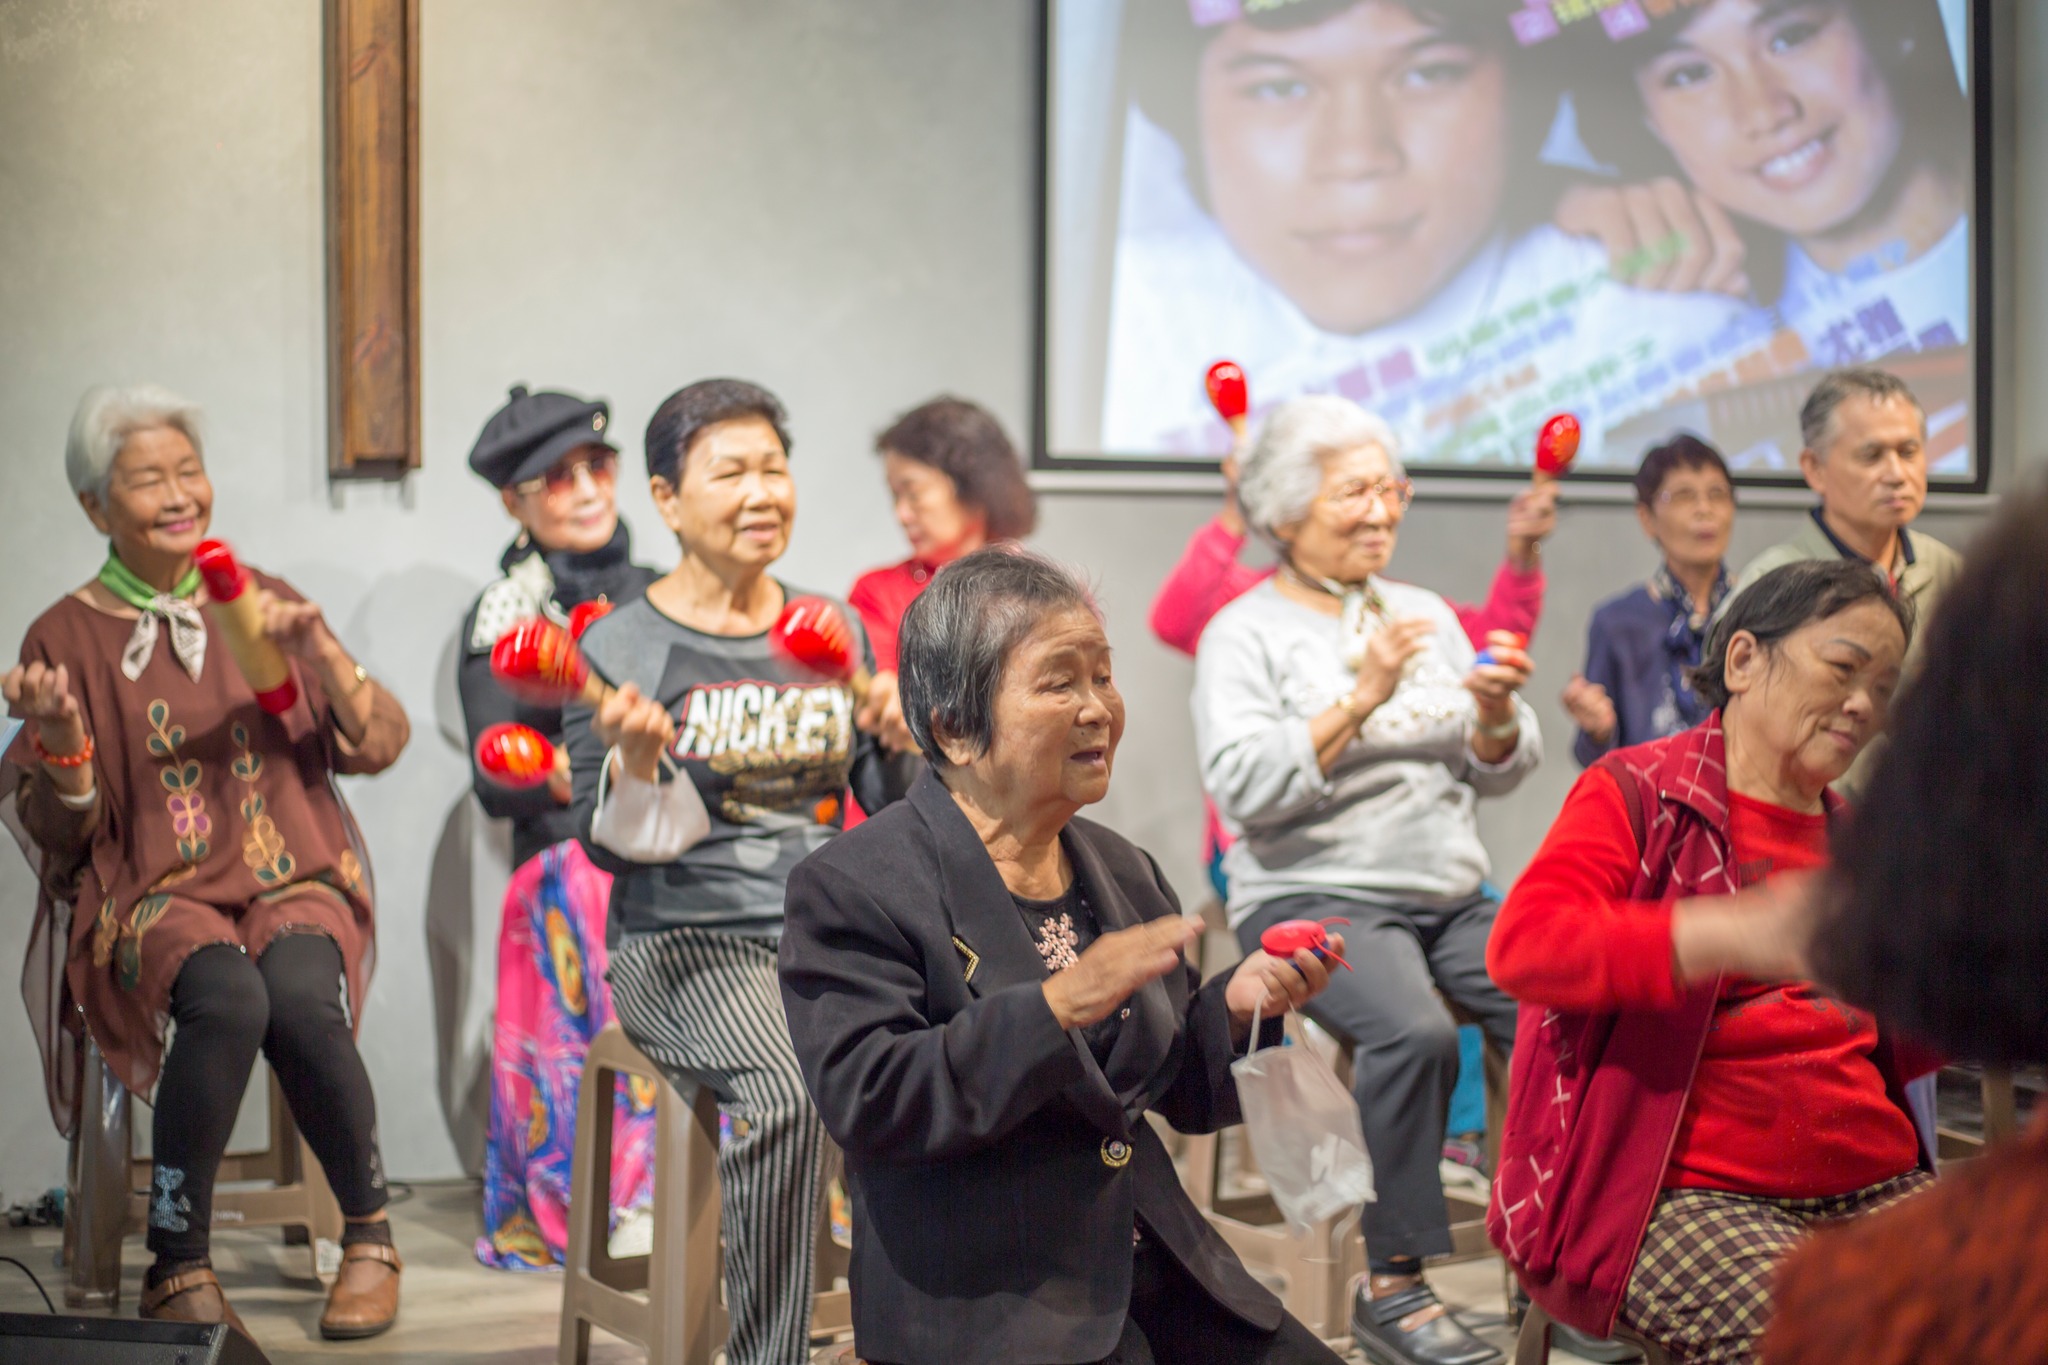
left=1634, top=0, right=1901, bottom=239
left=1196, top=2, right=1509, bottom=336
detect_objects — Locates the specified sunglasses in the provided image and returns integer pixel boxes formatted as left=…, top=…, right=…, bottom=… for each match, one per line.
left=515, top=448, right=618, bottom=500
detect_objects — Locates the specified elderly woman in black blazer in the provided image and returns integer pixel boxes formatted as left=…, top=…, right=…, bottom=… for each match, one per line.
left=779, top=547, right=1347, bottom=1365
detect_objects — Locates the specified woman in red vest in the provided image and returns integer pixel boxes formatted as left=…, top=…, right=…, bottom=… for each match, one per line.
left=1487, top=558, right=1935, bottom=1365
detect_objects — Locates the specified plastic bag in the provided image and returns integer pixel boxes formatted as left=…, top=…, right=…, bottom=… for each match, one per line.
left=1229, top=1001, right=1375, bottom=1233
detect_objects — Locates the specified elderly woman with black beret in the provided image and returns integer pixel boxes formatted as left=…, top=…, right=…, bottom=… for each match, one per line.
left=779, top=547, right=1347, bottom=1365
left=456, top=385, right=660, bottom=1270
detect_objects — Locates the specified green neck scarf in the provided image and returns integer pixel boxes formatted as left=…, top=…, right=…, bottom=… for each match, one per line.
left=98, top=552, right=201, bottom=611
left=100, top=552, right=208, bottom=682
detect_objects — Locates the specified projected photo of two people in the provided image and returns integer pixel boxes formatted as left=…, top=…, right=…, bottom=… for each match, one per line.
left=1053, top=0, right=1973, bottom=476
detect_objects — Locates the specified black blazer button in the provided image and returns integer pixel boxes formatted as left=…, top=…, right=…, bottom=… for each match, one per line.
left=1101, top=1138, right=1132, bottom=1169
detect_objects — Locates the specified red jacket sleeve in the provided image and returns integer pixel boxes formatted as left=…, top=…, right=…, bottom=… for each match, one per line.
left=848, top=569, right=902, bottom=674
left=1453, top=558, right=1545, bottom=648
left=1148, top=518, right=1267, bottom=657
left=1489, top=766, right=1684, bottom=1013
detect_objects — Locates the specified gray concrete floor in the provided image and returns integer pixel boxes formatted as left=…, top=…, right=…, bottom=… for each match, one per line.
left=0, top=1180, right=1597, bottom=1363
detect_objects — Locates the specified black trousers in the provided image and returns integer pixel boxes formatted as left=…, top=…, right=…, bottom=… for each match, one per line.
left=146, top=934, right=387, bottom=1264
left=1104, top=1237, right=1346, bottom=1365
left=1237, top=892, right=1518, bottom=1264
left=866, top=1235, right=1344, bottom=1365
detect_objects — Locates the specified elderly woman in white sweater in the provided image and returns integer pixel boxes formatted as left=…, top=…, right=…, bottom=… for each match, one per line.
left=1193, top=396, right=1540, bottom=1365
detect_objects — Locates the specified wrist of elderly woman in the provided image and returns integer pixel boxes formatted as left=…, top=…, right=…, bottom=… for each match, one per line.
left=1472, top=700, right=1520, bottom=735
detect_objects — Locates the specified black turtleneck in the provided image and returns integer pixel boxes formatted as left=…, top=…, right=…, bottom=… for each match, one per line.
left=504, top=522, right=652, bottom=611
left=458, top=523, right=661, bottom=867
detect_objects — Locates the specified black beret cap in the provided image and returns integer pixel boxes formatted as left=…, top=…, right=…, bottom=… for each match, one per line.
left=467, top=384, right=615, bottom=489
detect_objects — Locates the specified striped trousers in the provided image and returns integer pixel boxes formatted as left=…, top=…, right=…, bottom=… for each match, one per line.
left=608, top=926, right=828, bottom=1365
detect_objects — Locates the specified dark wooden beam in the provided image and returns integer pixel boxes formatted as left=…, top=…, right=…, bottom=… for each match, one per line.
left=325, top=0, right=420, bottom=479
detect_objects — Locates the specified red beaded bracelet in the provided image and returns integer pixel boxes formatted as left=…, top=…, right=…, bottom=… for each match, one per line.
left=30, top=731, right=94, bottom=768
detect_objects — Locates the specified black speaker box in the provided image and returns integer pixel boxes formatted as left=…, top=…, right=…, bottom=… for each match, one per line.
left=0, top=1313, right=271, bottom=1364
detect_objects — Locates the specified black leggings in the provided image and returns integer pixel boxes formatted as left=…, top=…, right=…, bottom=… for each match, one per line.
left=146, top=934, right=386, bottom=1266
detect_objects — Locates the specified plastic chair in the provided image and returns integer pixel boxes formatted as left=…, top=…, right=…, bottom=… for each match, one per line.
left=1514, top=1301, right=1672, bottom=1365
left=558, top=1023, right=851, bottom=1364
left=64, top=1034, right=342, bottom=1308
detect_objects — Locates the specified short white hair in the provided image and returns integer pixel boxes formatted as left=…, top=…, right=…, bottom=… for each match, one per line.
left=1236, top=394, right=1404, bottom=551
left=65, top=384, right=205, bottom=499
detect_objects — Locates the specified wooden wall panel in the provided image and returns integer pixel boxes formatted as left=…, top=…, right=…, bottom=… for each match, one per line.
left=326, top=0, right=420, bottom=477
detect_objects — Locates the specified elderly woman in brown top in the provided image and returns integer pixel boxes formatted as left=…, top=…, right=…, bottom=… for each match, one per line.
left=2, top=385, right=409, bottom=1343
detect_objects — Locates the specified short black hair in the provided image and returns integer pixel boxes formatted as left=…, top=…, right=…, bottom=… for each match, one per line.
left=898, top=547, right=1096, bottom=769
left=1120, top=0, right=1565, bottom=220
left=643, top=378, right=793, bottom=485
left=1689, top=559, right=1912, bottom=711
left=877, top=397, right=1038, bottom=542
left=1633, top=432, right=1732, bottom=506
left=1817, top=483, right=2048, bottom=1063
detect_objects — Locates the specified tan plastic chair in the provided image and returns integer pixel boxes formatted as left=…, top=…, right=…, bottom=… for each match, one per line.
left=558, top=1022, right=851, bottom=1365
left=64, top=1034, right=342, bottom=1308
left=1935, top=1065, right=2022, bottom=1162
left=1174, top=900, right=1511, bottom=1344
left=1513, top=1301, right=1672, bottom=1365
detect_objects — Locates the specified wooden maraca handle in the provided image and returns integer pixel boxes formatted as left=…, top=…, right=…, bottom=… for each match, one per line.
left=193, top=539, right=299, bottom=715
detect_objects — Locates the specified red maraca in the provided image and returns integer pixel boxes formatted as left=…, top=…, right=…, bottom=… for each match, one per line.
left=1533, top=412, right=1581, bottom=483
left=1205, top=360, right=1250, bottom=440
left=771, top=596, right=871, bottom=703
left=567, top=598, right=614, bottom=641
left=490, top=618, right=609, bottom=707
left=193, top=539, right=299, bottom=715
left=474, top=722, right=557, bottom=789
left=1258, top=916, right=1353, bottom=972
left=1474, top=630, right=1529, bottom=670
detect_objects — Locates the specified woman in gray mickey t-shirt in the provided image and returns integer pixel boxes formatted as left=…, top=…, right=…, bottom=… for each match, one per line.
left=564, top=379, right=914, bottom=1365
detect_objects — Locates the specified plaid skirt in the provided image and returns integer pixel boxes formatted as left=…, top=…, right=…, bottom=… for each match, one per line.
left=1621, top=1171, right=1934, bottom=1365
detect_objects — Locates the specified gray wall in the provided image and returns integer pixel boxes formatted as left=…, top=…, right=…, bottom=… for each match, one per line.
left=0, top=0, right=2041, bottom=1204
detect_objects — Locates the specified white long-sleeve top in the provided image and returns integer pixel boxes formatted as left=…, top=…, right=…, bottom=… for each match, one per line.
left=1194, top=577, right=1540, bottom=926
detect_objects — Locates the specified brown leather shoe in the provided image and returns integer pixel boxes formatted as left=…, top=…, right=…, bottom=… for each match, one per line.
left=319, top=1242, right=402, bottom=1340
left=139, top=1266, right=250, bottom=1341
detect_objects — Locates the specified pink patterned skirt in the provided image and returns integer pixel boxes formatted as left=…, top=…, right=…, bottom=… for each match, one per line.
left=476, top=841, right=654, bottom=1269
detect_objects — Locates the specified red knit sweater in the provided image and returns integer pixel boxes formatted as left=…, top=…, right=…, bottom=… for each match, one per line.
left=1492, top=771, right=1919, bottom=1200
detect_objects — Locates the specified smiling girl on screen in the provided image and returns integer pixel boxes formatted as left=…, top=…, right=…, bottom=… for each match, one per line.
left=1103, top=0, right=1757, bottom=466
left=1563, top=0, right=1971, bottom=377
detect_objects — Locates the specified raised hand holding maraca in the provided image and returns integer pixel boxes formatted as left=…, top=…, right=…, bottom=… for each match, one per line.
left=592, top=682, right=676, bottom=785
left=1227, top=929, right=1346, bottom=1037
left=1466, top=629, right=1532, bottom=761
left=1205, top=360, right=1251, bottom=535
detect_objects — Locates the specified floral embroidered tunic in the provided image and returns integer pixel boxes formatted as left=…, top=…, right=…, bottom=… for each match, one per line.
left=10, top=572, right=409, bottom=1098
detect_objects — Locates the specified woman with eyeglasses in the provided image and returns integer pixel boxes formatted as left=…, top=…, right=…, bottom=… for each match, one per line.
left=458, top=386, right=660, bottom=1272
left=1563, top=436, right=1738, bottom=767
left=1193, top=395, right=1539, bottom=1365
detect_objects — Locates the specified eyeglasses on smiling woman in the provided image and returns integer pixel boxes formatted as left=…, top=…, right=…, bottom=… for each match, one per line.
left=1322, top=476, right=1415, bottom=516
